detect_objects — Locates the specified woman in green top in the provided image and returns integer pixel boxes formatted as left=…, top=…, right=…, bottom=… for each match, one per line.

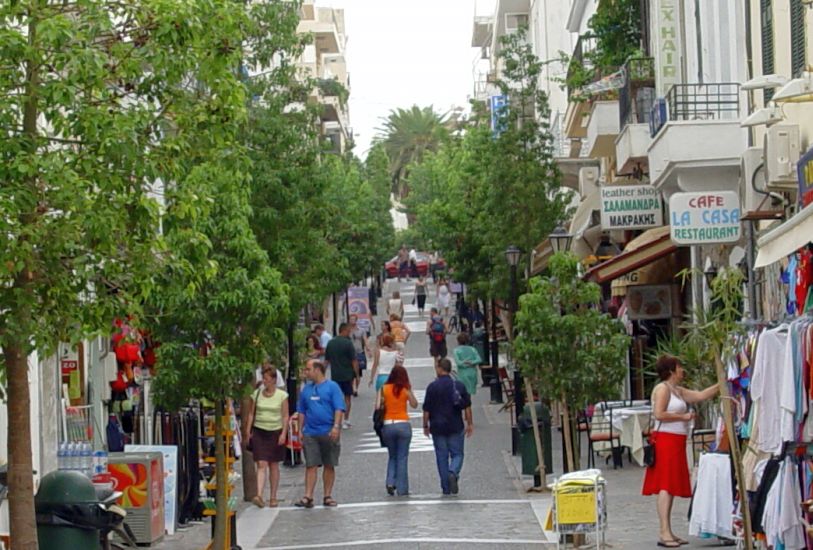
left=453, top=332, right=482, bottom=396
left=244, top=367, right=289, bottom=508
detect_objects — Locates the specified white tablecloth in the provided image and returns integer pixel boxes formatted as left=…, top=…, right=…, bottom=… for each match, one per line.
left=592, top=406, right=652, bottom=466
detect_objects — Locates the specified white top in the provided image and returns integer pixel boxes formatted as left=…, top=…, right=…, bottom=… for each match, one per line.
left=656, top=386, right=689, bottom=435
left=387, top=299, right=403, bottom=317
left=437, top=284, right=450, bottom=308
left=751, top=328, right=789, bottom=453
left=377, top=349, right=400, bottom=377
left=409, top=249, right=417, bottom=262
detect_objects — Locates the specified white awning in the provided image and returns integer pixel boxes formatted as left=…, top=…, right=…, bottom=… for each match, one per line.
left=755, top=202, right=813, bottom=268
left=569, top=191, right=601, bottom=259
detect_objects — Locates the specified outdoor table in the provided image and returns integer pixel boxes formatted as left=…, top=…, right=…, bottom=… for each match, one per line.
left=591, top=405, right=652, bottom=467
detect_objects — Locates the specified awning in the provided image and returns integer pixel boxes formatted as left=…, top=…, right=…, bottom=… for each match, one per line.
left=530, top=191, right=601, bottom=276
left=584, top=226, right=677, bottom=283
left=754, top=202, right=813, bottom=268
left=530, top=239, right=553, bottom=276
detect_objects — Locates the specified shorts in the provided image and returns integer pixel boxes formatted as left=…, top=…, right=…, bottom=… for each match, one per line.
left=430, top=339, right=447, bottom=358
left=303, top=434, right=341, bottom=468
left=356, top=352, right=367, bottom=371
left=336, top=380, right=354, bottom=396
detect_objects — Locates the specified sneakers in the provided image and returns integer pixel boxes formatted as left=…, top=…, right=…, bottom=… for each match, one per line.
left=448, top=472, right=459, bottom=495
left=342, top=420, right=352, bottom=429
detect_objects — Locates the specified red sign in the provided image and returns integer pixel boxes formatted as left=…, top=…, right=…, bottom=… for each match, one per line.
left=60, top=360, right=78, bottom=375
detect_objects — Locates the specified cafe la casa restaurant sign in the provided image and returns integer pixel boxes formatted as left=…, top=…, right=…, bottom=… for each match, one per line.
left=669, top=191, right=741, bottom=245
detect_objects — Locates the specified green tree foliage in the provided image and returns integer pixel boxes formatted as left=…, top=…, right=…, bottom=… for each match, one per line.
left=514, top=253, right=630, bottom=469
left=405, top=30, right=568, bottom=299
left=0, top=1, right=252, bottom=545
left=588, top=0, right=643, bottom=70
left=375, top=105, right=450, bottom=198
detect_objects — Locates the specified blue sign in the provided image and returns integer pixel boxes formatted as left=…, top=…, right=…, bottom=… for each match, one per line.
left=798, top=146, right=813, bottom=207
left=490, top=95, right=508, bottom=137
left=649, top=98, right=668, bottom=137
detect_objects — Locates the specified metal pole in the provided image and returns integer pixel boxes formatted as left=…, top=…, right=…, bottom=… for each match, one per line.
left=746, top=221, right=758, bottom=319
left=509, top=264, right=523, bottom=456
left=488, top=299, right=503, bottom=403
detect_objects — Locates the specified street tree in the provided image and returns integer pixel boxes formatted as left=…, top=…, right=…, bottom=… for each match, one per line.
left=513, top=253, right=630, bottom=471
left=149, top=161, right=289, bottom=548
left=0, top=1, right=251, bottom=545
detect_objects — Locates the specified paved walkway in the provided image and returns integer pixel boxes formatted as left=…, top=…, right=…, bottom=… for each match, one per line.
left=153, top=277, right=722, bottom=550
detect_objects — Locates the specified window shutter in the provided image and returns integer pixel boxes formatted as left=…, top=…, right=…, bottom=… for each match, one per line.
left=790, top=0, right=806, bottom=78
left=761, top=0, right=775, bottom=102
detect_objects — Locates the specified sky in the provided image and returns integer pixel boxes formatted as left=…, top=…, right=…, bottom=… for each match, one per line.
left=319, top=0, right=496, bottom=158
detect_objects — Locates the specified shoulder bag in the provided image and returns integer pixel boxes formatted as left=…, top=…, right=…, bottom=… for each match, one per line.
left=246, top=387, right=261, bottom=453
left=373, top=388, right=386, bottom=446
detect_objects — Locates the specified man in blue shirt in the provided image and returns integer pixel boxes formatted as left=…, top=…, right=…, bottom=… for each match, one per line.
left=422, top=358, right=473, bottom=495
left=295, top=359, right=345, bottom=508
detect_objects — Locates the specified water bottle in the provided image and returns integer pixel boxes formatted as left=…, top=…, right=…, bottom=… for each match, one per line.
left=57, top=443, right=66, bottom=470
left=92, top=450, right=108, bottom=476
left=81, top=443, right=92, bottom=477
left=65, top=443, right=75, bottom=471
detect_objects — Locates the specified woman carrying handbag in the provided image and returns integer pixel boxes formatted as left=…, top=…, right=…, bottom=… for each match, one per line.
left=376, top=365, right=418, bottom=496
left=244, top=367, right=289, bottom=508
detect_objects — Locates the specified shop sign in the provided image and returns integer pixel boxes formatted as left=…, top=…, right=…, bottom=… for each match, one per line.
left=798, top=146, right=813, bottom=207
left=600, top=185, right=663, bottom=230
left=669, top=191, right=741, bottom=245
left=490, top=95, right=507, bottom=137
left=626, top=284, right=672, bottom=320
left=60, top=359, right=78, bottom=375
left=654, top=0, right=681, bottom=96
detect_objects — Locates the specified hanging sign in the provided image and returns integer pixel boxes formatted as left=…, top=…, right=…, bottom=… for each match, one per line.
left=669, top=191, right=741, bottom=245
left=600, top=185, right=663, bottom=230
left=60, top=359, right=78, bottom=376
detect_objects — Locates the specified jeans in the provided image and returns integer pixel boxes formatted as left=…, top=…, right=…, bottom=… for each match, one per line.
left=432, top=430, right=465, bottom=494
left=381, top=422, right=412, bottom=495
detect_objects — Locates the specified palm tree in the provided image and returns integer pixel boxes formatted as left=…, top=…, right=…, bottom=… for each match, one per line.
left=375, top=105, right=449, bottom=198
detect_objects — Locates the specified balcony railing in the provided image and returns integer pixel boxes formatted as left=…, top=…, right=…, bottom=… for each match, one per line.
left=566, top=35, right=596, bottom=99
left=665, top=83, right=740, bottom=122
left=619, top=58, right=656, bottom=128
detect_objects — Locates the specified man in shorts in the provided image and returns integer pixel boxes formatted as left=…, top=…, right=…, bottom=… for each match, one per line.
left=324, top=323, right=359, bottom=429
left=426, top=307, right=448, bottom=366
left=295, top=360, right=345, bottom=508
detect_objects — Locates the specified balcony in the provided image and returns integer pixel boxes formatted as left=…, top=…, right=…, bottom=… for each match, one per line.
left=616, top=58, right=655, bottom=176
left=563, top=35, right=597, bottom=141
left=647, top=83, right=746, bottom=195
left=584, top=100, right=620, bottom=158
left=298, top=17, right=342, bottom=55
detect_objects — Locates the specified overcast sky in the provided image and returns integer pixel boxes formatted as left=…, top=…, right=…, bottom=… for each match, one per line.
left=319, top=0, right=496, bottom=159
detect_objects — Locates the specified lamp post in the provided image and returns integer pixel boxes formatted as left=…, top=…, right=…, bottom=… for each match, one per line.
left=505, top=245, right=523, bottom=455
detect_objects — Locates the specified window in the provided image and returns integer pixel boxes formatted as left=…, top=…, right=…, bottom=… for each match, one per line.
left=790, top=0, right=806, bottom=77
left=505, top=13, right=529, bottom=33
left=761, top=0, right=775, bottom=102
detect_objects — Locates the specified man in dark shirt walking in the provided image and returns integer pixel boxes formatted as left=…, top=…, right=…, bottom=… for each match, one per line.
left=422, top=358, right=473, bottom=495
left=325, top=322, right=359, bottom=429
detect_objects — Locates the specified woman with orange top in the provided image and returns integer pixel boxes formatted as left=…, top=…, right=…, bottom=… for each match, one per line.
left=376, top=365, right=418, bottom=496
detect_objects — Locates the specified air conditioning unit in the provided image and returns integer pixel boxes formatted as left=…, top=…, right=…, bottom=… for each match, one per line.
left=740, top=146, right=765, bottom=212
left=579, top=166, right=600, bottom=197
left=764, top=123, right=801, bottom=191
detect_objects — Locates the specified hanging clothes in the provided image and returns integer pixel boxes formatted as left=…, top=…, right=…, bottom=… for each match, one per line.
left=689, top=454, right=734, bottom=538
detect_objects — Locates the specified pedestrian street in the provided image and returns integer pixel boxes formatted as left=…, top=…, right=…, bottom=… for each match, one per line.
left=235, top=278, right=556, bottom=549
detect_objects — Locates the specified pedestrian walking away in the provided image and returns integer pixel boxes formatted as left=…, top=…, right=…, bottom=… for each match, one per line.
left=244, top=367, right=289, bottom=508
left=426, top=307, right=448, bottom=365
left=369, top=334, right=403, bottom=391
left=398, top=245, right=409, bottom=281
left=376, top=365, right=419, bottom=496
left=325, top=323, right=359, bottom=429
left=436, top=278, right=451, bottom=319
left=295, top=360, right=346, bottom=508
left=348, top=314, right=370, bottom=395
left=314, top=324, right=332, bottom=365
left=415, top=275, right=428, bottom=316
left=389, top=313, right=410, bottom=354
left=423, top=358, right=473, bottom=496
left=643, top=355, right=718, bottom=547
left=452, top=332, right=481, bottom=396
left=387, top=291, right=404, bottom=320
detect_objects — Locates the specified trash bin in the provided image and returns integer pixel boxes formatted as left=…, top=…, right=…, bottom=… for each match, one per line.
left=519, top=402, right=553, bottom=478
left=36, top=470, right=102, bottom=550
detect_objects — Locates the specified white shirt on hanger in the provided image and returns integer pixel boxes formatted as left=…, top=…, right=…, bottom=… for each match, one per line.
left=751, top=328, right=790, bottom=454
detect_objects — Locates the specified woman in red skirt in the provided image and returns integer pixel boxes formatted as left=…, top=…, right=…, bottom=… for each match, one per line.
left=643, top=355, right=718, bottom=547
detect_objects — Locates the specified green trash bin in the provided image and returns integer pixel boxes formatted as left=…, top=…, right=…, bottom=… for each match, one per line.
left=520, top=402, right=553, bottom=478
left=36, top=470, right=101, bottom=550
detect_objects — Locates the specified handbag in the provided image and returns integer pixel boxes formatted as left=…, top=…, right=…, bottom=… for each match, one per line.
left=373, top=389, right=386, bottom=446
left=643, top=412, right=660, bottom=468
left=246, top=388, right=261, bottom=453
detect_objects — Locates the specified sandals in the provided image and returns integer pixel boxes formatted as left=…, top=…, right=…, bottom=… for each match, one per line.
left=674, top=538, right=688, bottom=546
left=267, top=499, right=279, bottom=508
left=657, top=540, right=681, bottom=548
left=323, top=496, right=338, bottom=507
left=251, top=496, right=265, bottom=508
left=294, top=496, right=314, bottom=509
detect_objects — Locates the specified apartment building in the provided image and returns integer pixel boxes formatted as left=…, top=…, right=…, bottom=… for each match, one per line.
left=297, top=0, right=352, bottom=154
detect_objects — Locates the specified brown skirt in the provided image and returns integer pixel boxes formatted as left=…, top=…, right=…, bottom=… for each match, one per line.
left=251, top=427, right=286, bottom=463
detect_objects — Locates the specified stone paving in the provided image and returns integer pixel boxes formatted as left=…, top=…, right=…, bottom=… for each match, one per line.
left=150, top=276, right=727, bottom=550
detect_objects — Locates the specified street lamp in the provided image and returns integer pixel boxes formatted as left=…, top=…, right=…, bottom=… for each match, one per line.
left=704, top=265, right=718, bottom=288
left=549, top=225, right=573, bottom=254
left=505, top=245, right=524, bottom=456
